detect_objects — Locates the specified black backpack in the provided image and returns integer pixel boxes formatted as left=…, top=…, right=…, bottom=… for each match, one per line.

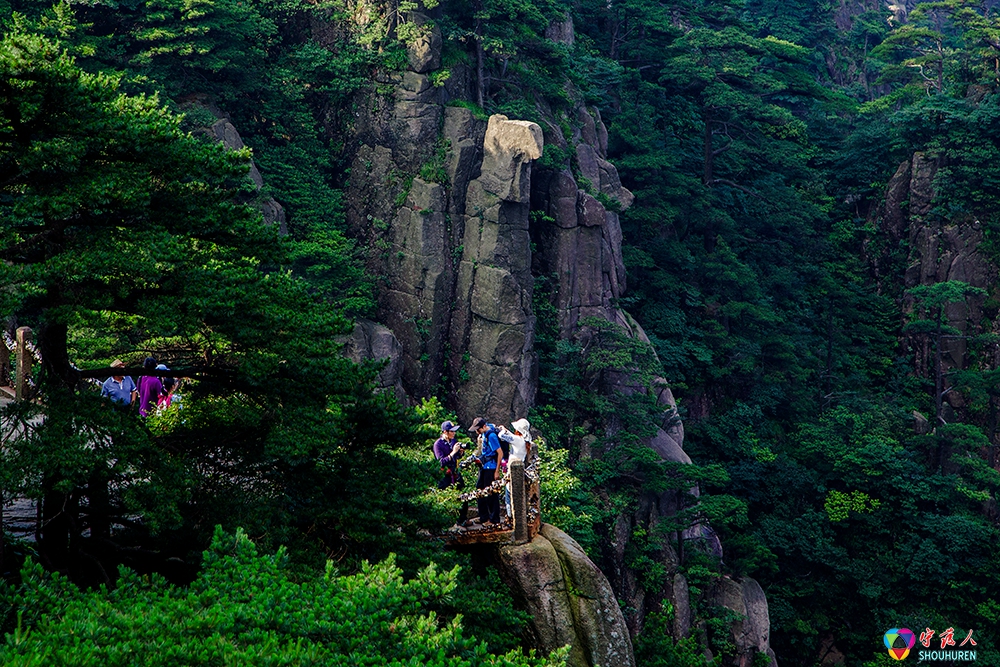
left=488, top=424, right=509, bottom=461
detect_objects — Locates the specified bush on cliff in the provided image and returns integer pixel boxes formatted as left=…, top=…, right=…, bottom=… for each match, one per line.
left=0, top=527, right=568, bottom=667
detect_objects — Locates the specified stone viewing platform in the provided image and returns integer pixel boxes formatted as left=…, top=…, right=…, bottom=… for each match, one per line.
left=431, top=457, right=541, bottom=547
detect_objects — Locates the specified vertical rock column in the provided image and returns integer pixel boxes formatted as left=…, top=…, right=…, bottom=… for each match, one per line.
left=877, top=152, right=998, bottom=413
left=531, top=107, right=632, bottom=336
left=450, top=115, right=543, bottom=422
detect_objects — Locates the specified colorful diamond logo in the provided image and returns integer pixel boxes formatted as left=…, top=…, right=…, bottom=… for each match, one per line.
left=884, top=628, right=916, bottom=661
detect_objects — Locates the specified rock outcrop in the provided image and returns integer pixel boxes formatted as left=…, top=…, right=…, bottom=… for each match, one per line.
left=531, top=107, right=632, bottom=337
left=337, top=319, right=407, bottom=403
left=340, top=12, right=779, bottom=666
left=448, top=115, right=543, bottom=420
left=498, top=523, right=635, bottom=667
left=181, top=98, right=288, bottom=234
left=206, top=117, right=287, bottom=233
left=709, top=578, right=779, bottom=667
left=874, top=153, right=999, bottom=406
left=345, top=30, right=552, bottom=421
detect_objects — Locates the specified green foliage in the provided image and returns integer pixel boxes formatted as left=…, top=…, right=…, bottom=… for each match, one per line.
left=438, top=0, right=573, bottom=110
left=131, top=0, right=276, bottom=97
left=633, top=608, right=711, bottom=667
left=447, top=99, right=490, bottom=121
left=822, top=490, right=881, bottom=522
left=555, top=1, right=1000, bottom=665
left=9, top=1, right=1000, bottom=666
left=419, top=139, right=451, bottom=184
left=534, top=438, right=599, bottom=555
left=0, top=24, right=433, bottom=586
left=0, top=528, right=569, bottom=667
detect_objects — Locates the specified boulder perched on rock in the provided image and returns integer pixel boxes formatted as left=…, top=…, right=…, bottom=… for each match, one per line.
left=498, top=523, right=635, bottom=667
left=449, top=114, right=543, bottom=422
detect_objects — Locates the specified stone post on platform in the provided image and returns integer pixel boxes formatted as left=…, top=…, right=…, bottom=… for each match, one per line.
left=511, top=459, right=528, bottom=544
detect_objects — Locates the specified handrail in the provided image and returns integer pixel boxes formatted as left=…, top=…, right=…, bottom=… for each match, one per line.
left=2, top=322, right=102, bottom=401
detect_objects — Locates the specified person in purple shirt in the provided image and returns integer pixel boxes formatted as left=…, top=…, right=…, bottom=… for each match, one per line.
left=433, top=421, right=465, bottom=489
left=137, top=356, right=164, bottom=417
left=433, top=421, right=469, bottom=524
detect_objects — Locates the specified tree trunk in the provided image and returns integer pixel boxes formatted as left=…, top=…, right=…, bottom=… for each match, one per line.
left=473, top=0, right=485, bottom=109
left=87, top=468, right=111, bottom=540
left=38, top=319, right=75, bottom=391
left=39, top=486, right=72, bottom=571
left=37, top=315, right=82, bottom=571
left=935, top=308, right=943, bottom=426
left=703, top=115, right=714, bottom=185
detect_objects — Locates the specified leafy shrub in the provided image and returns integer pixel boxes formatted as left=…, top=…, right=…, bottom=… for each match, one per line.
left=0, top=527, right=568, bottom=667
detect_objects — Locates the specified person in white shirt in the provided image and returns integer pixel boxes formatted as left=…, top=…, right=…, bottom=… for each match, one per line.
left=498, top=418, right=532, bottom=520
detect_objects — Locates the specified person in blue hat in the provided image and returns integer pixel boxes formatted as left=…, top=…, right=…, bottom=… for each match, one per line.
left=433, top=420, right=469, bottom=525
left=433, top=421, right=465, bottom=489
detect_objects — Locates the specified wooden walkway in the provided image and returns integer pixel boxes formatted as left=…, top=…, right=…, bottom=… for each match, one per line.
left=1, top=392, right=41, bottom=542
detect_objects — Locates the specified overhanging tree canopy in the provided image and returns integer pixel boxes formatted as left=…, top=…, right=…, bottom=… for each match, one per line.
left=0, top=27, right=418, bottom=579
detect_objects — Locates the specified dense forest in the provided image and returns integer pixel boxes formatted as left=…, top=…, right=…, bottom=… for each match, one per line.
left=2, top=0, right=1000, bottom=665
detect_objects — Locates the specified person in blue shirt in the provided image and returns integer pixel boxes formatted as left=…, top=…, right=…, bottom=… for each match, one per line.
left=469, top=416, right=503, bottom=527
left=101, top=359, right=137, bottom=407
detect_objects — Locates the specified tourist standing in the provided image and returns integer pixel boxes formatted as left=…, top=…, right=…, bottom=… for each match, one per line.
left=433, top=421, right=465, bottom=490
left=469, top=417, right=502, bottom=527
left=498, top=418, right=531, bottom=519
left=101, top=359, right=137, bottom=407
left=137, top=356, right=164, bottom=417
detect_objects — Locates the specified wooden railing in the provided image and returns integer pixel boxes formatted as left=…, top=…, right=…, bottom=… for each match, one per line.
left=1, top=325, right=39, bottom=401
left=443, top=453, right=541, bottom=547
left=1, top=322, right=105, bottom=401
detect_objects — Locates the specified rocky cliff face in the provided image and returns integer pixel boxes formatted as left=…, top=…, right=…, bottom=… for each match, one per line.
left=344, top=23, right=551, bottom=420
left=530, top=105, right=632, bottom=338
left=873, top=153, right=999, bottom=416
left=339, top=11, right=777, bottom=667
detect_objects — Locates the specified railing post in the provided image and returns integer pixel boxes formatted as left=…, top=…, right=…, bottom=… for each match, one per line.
left=0, top=339, right=9, bottom=389
left=15, top=326, right=32, bottom=401
left=511, top=459, right=528, bottom=544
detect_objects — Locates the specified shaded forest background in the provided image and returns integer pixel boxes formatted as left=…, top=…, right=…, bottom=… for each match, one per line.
left=3, top=0, right=1000, bottom=665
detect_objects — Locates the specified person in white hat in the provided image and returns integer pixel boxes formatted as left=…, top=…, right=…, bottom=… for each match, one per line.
left=498, top=418, right=532, bottom=520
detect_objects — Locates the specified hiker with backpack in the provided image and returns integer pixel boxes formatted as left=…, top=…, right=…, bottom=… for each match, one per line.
left=468, top=416, right=503, bottom=528
left=432, top=420, right=469, bottom=526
